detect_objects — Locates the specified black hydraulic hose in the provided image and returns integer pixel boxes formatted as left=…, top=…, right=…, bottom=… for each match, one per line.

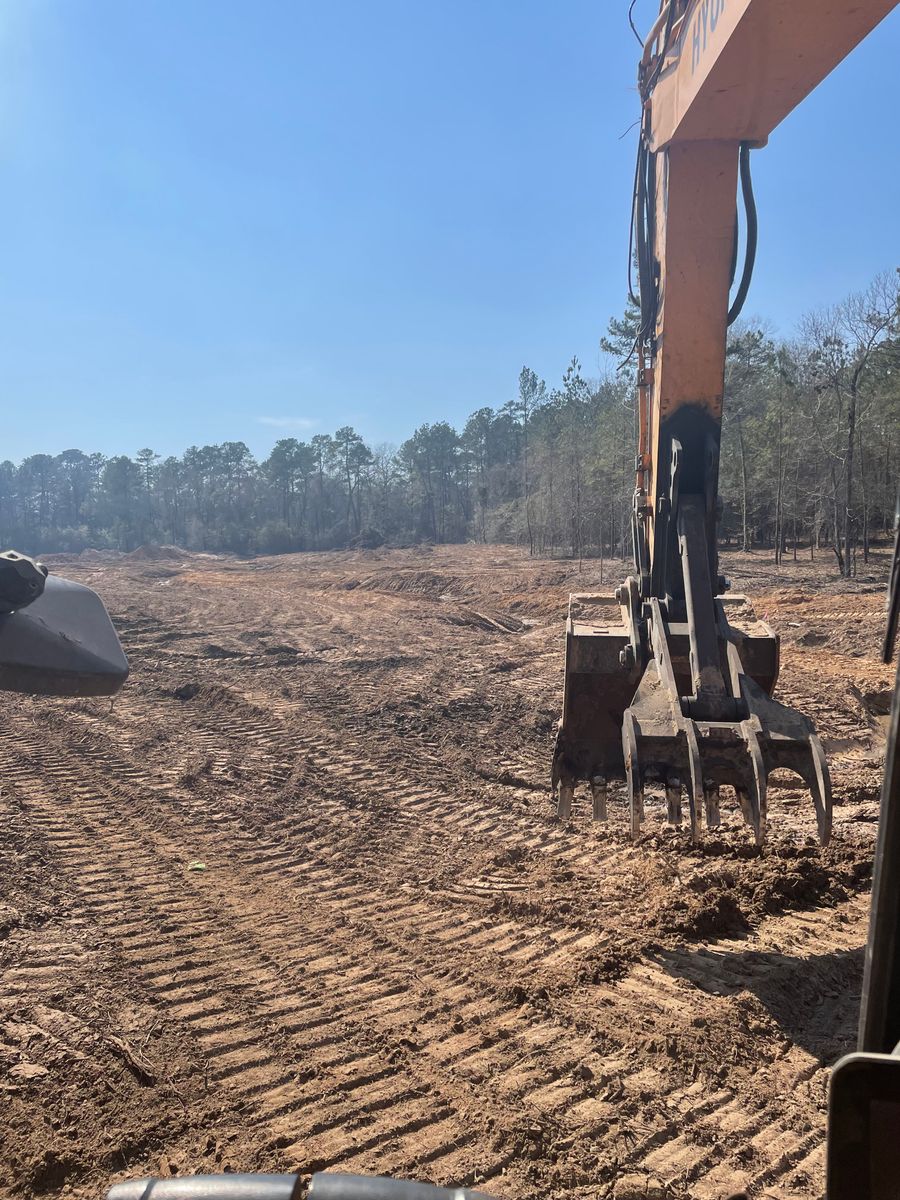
left=883, top=490, right=900, bottom=664
left=645, top=144, right=657, bottom=291
left=628, top=0, right=642, bottom=46
left=627, top=137, right=643, bottom=306
left=624, top=4, right=685, bottom=365
left=729, top=209, right=739, bottom=288
left=727, top=141, right=757, bottom=325
left=642, top=1, right=678, bottom=99
left=641, top=150, right=658, bottom=345
left=636, top=144, right=651, bottom=325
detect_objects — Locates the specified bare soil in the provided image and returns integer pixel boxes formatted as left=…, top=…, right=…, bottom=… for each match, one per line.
left=1, top=544, right=894, bottom=1200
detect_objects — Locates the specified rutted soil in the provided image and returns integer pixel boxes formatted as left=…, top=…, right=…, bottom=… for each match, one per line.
left=0, top=544, right=894, bottom=1200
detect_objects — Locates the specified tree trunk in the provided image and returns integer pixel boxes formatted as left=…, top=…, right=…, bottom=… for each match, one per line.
left=842, top=380, right=859, bottom=577
left=737, top=413, right=750, bottom=552
left=831, top=463, right=845, bottom=575
left=773, top=408, right=784, bottom=566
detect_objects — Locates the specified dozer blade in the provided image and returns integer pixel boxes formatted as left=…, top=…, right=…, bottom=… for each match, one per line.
left=552, top=589, right=832, bottom=846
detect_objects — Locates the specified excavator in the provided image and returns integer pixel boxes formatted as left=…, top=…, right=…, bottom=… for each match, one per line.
left=552, top=0, right=898, bottom=849
left=1, top=1, right=898, bottom=1197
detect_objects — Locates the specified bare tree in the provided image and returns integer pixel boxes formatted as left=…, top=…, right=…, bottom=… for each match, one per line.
left=801, top=272, right=899, bottom=575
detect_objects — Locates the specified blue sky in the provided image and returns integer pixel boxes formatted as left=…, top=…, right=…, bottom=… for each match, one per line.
left=2, top=1, right=898, bottom=462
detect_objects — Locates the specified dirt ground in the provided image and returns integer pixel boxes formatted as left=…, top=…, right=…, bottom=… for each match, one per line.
left=0, top=543, right=894, bottom=1200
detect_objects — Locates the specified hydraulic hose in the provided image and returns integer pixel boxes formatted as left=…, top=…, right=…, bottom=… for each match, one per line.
left=727, top=142, right=758, bottom=325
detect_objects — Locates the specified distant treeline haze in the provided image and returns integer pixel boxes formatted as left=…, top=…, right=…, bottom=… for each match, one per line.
left=5, top=271, right=898, bottom=578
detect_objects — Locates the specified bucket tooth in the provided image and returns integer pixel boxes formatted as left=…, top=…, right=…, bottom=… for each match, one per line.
left=744, top=725, right=767, bottom=845
left=730, top=652, right=831, bottom=846
left=591, top=776, right=608, bottom=822
left=703, top=780, right=721, bottom=828
left=557, top=781, right=574, bottom=822
left=665, top=776, right=682, bottom=827
left=623, top=710, right=644, bottom=839
left=736, top=788, right=754, bottom=832
left=684, top=721, right=703, bottom=844
left=744, top=781, right=764, bottom=846
left=733, top=760, right=766, bottom=847
left=805, top=733, right=832, bottom=847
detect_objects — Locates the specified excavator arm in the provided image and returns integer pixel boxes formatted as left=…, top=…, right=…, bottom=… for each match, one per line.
left=638, top=0, right=896, bottom=580
left=553, top=0, right=898, bottom=844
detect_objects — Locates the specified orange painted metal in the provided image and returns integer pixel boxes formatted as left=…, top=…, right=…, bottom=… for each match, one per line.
left=642, top=0, right=899, bottom=552
left=648, top=0, right=898, bottom=151
left=552, top=1, right=892, bottom=841
left=646, top=138, right=738, bottom=536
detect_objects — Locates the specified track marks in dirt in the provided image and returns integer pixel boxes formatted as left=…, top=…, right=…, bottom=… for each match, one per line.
left=0, top=725, right=510, bottom=1187
left=0, top=687, right=867, bottom=1200
left=5, top=545, right=890, bottom=1199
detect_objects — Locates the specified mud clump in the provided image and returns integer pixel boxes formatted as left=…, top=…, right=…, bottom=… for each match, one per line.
left=576, top=942, right=639, bottom=983
left=652, top=886, right=750, bottom=940
left=202, top=643, right=243, bottom=659
left=862, top=687, right=893, bottom=718
left=747, top=843, right=873, bottom=918
left=796, top=628, right=829, bottom=646
left=651, top=842, right=873, bottom=940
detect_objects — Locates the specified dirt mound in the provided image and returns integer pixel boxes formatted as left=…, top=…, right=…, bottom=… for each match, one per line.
left=126, top=544, right=188, bottom=561
left=40, top=552, right=80, bottom=565
left=78, top=548, right=125, bottom=562
left=862, top=687, right=893, bottom=717
left=359, top=569, right=462, bottom=598
left=649, top=842, right=873, bottom=940
left=442, top=606, right=525, bottom=633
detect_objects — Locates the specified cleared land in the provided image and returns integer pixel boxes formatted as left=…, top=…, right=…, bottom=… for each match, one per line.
left=0, top=544, right=894, bottom=1200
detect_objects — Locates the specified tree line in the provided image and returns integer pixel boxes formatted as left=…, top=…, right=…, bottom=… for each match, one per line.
left=3, top=270, right=897, bottom=577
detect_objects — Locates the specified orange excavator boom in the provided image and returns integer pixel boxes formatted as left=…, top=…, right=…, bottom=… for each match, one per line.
left=552, top=0, right=898, bottom=844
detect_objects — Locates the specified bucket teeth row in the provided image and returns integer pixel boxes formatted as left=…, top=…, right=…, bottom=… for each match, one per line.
left=553, top=692, right=832, bottom=846
left=555, top=744, right=830, bottom=846
left=556, top=775, right=609, bottom=824
left=617, top=696, right=832, bottom=847
left=552, top=590, right=832, bottom=847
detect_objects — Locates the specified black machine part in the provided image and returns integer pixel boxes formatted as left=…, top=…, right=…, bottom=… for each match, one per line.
left=105, top=1173, right=493, bottom=1200
left=882, top=491, right=900, bottom=666
left=0, top=565, right=128, bottom=697
left=826, top=493, right=900, bottom=1195
left=827, top=1051, right=900, bottom=1200
left=0, top=549, right=49, bottom=612
left=858, top=648, right=900, bottom=1055
left=859, top=500, right=900, bottom=1054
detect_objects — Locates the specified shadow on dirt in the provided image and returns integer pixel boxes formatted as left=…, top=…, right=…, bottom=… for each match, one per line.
left=649, top=943, right=864, bottom=1061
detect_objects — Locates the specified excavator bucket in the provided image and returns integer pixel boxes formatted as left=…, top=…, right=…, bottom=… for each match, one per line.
left=551, top=592, right=640, bottom=821
left=552, top=586, right=832, bottom=846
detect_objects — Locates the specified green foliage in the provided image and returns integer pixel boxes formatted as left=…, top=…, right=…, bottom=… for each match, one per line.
left=2, top=273, right=897, bottom=571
